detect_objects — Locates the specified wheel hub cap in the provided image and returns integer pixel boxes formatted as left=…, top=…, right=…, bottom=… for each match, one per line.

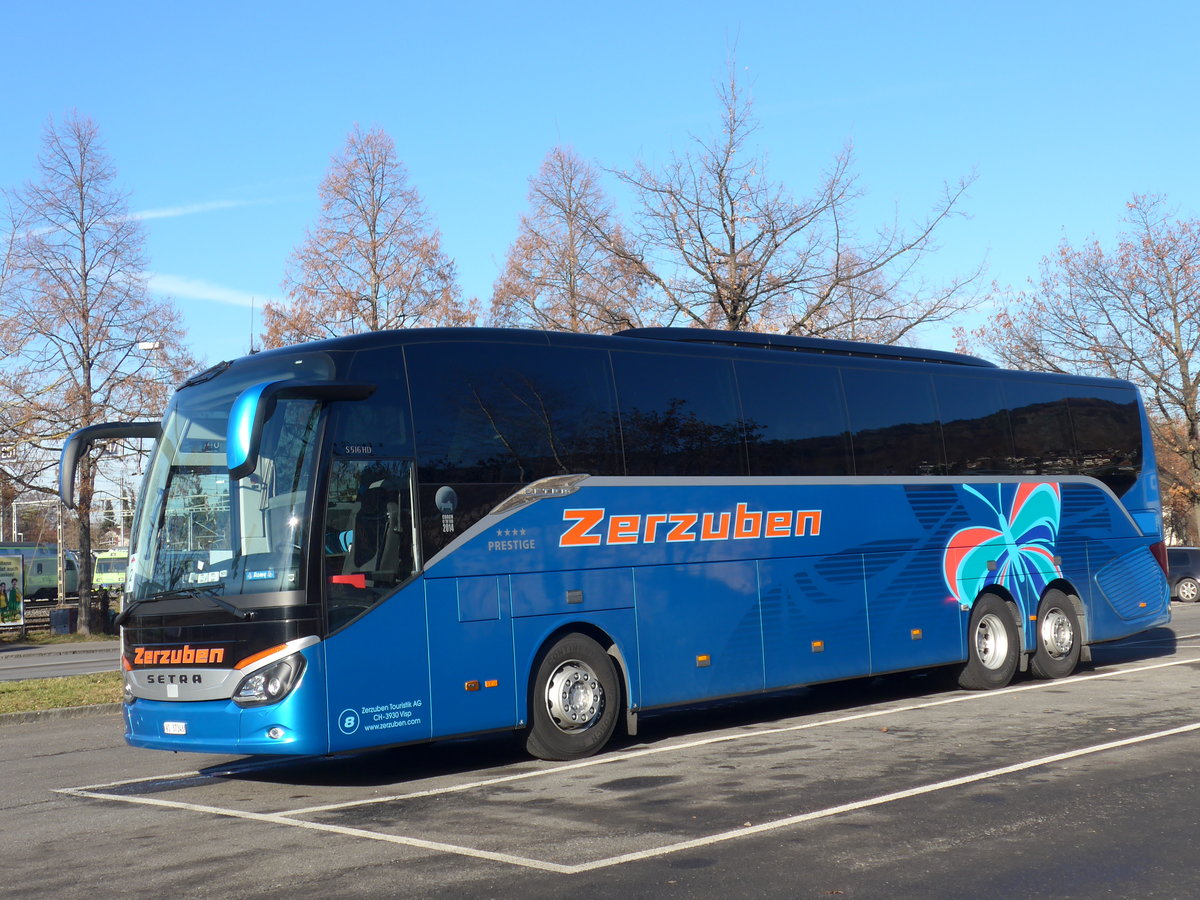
left=545, top=660, right=604, bottom=733
left=1040, top=607, right=1074, bottom=659
left=975, top=612, right=1010, bottom=670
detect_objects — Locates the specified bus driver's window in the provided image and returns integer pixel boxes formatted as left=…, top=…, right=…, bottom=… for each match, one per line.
left=324, top=457, right=414, bottom=631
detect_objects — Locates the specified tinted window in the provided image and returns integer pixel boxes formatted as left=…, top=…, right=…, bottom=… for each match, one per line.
left=408, top=341, right=621, bottom=554
left=1068, top=387, right=1142, bottom=495
left=935, top=375, right=1014, bottom=475
left=1007, top=381, right=1077, bottom=475
left=736, top=360, right=850, bottom=476
left=842, top=368, right=943, bottom=475
left=323, top=458, right=416, bottom=631
left=612, top=351, right=745, bottom=476
left=409, top=342, right=620, bottom=482
left=333, top=347, right=414, bottom=458
left=324, top=349, right=418, bottom=630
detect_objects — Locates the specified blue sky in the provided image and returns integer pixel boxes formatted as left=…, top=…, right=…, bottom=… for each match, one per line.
left=2, top=1, right=1198, bottom=365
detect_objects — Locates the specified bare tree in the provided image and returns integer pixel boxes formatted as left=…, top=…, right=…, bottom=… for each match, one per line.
left=589, top=68, right=980, bottom=340
left=263, top=126, right=476, bottom=348
left=0, top=112, right=193, bottom=632
left=490, top=147, right=653, bottom=333
left=965, top=194, right=1200, bottom=540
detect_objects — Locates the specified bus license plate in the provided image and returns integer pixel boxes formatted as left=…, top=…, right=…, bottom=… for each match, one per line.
left=163, top=721, right=187, bottom=735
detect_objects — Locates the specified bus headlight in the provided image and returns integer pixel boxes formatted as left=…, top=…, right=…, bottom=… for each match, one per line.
left=233, top=655, right=306, bottom=708
left=123, top=677, right=135, bottom=705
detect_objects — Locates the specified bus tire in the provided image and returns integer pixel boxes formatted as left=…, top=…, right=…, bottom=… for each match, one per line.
left=958, top=594, right=1020, bottom=690
left=526, top=633, right=619, bottom=761
left=1030, top=591, right=1082, bottom=679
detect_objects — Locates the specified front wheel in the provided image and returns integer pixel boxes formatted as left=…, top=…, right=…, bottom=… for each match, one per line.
left=957, top=594, right=1020, bottom=690
left=525, top=633, right=620, bottom=761
left=1177, top=577, right=1200, bottom=603
left=1030, top=592, right=1082, bottom=679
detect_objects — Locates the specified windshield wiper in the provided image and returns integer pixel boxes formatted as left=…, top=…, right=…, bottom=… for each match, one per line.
left=115, top=586, right=253, bottom=628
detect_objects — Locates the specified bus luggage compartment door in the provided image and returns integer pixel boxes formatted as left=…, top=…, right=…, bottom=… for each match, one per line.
left=426, top=576, right=517, bottom=738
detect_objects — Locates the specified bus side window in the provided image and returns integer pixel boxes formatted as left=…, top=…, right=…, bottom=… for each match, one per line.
left=935, top=375, right=1015, bottom=475
left=736, top=360, right=851, bottom=476
left=408, top=341, right=621, bottom=557
left=612, top=351, right=745, bottom=476
left=1068, top=388, right=1141, bottom=495
left=842, top=368, right=944, bottom=476
left=1007, top=382, right=1077, bottom=475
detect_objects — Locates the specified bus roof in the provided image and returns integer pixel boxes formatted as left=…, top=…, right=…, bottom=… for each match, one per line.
left=201, top=326, right=1136, bottom=394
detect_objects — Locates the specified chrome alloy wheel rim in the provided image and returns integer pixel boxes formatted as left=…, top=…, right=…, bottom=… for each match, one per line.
left=974, top=612, right=1010, bottom=670
left=1039, top=606, right=1075, bottom=659
left=545, top=659, right=605, bottom=733
left=1180, top=580, right=1199, bottom=602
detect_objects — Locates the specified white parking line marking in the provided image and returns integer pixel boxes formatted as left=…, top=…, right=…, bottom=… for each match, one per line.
left=566, top=720, right=1200, bottom=873
left=62, top=653, right=1200, bottom=811
left=281, top=653, right=1200, bottom=817
left=53, top=787, right=575, bottom=874
left=54, top=652, right=1200, bottom=874
left=58, top=718, right=1200, bottom=875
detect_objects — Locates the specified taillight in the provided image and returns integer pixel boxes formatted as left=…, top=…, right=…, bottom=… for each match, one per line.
left=1150, top=541, right=1169, bottom=575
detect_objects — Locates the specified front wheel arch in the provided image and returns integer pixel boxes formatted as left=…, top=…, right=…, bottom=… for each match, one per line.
left=523, top=626, right=627, bottom=761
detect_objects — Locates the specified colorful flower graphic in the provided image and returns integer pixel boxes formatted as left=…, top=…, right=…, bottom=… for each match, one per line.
left=943, top=482, right=1062, bottom=606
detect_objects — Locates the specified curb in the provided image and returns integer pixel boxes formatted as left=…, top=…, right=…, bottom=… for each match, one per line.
left=0, top=643, right=121, bottom=658
left=0, top=703, right=123, bottom=726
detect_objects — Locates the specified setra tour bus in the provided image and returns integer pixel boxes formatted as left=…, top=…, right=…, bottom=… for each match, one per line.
left=59, top=327, right=1170, bottom=761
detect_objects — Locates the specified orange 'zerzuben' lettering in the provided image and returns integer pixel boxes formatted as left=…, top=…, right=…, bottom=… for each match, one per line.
left=130, top=645, right=225, bottom=667
left=666, top=513, right=699, bottom=542
left=796, top=511, right=822, bottom=536
left=734, top=502, right=762, bottom=539
left=644, top=513, right=669, bottom=543
left=607, top=514, right=641, bottom=544
left=765, top=511, right=793, bottom=538
left=700, top=512, right=731, bottom=540
left=555, top=503, right=823, bottom=547
left=560, top=509, right=605, bottom=547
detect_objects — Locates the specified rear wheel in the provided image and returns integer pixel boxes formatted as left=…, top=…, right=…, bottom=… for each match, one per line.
left=525, top=633, right=619, bottom=761
left=1030, top=591, right=1082, bottom=679
left=1177, top=577, right=1200, bottom=603
left=957, top=594, right=1020, bottom=690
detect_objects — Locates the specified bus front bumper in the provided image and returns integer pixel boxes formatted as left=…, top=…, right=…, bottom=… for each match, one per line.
left=124, top=693, right=328, bottom=756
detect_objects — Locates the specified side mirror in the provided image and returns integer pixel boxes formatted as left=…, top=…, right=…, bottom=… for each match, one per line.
left=227, top=380, right=375, bottom=479
left=60, top=421, right=163, bottom=509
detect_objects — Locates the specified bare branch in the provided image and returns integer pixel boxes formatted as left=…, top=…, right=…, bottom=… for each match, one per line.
left=264, top=126, right=477, bottom=348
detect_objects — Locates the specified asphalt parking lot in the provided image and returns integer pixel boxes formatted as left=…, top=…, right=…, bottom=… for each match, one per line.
left=7, top=604, right=1200, bottom=899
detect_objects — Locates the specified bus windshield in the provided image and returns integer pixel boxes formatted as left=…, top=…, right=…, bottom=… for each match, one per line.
left=127, top=353, right=336, bottom=607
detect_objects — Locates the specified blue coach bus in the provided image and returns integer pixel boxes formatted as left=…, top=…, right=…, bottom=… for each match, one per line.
left=59, top=327, right=1170, bottom=760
